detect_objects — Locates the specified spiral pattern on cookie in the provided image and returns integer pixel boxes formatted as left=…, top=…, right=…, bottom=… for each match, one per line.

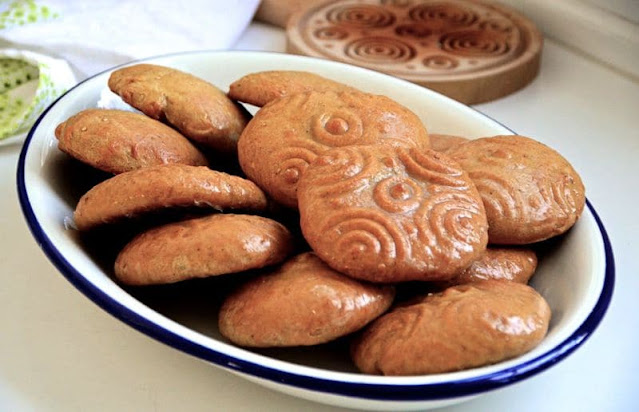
left=440, top=30, right=509, bottom=57
left=408, top=3, right=478, bottom=26
left=413, top=191, right=486, bottom=266
left=345, top=37, right=416, bottom=63
left=374, top=175, right=424, bottom=213
left=302, top=146, right=379, bottom=198
left=326, top=5, right=396, bottom=28
left=272, top=142, right=322, bottom=186
left=423, top=55, right=459, bottom=70
left=469, top=170, right=521, bottom=220
left=314, top=27, right=349, bottom=41
left=399, top=148, right=469, bottom=188
left=311, top=109, right=364, bottom=146
left=323, top=209, right=409, bottom=266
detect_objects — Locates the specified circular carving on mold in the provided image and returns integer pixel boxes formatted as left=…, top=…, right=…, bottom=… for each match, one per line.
left=345, top=37, right=416, bottom=63
left=479, top=19, right=515, bottom=33
left=395, top=23, right=432, bottom=38
left=287, top=0, right=543, bottom=104
left=408, top=3, right=478, bottom=26
left=314, top=27, right=349, bottom=40
left=423, top=55, right=459, bottom=70
left=326, top=5, right=396, bottom=28
left=439, top=30, right=509, bottom=57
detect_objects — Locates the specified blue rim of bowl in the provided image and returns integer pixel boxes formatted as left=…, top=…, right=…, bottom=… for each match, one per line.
left=16, top=51, right=615, bottom=402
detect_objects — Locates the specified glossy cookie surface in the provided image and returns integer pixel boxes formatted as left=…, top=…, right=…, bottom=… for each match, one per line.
left=298, top=145, right=488, bottom=283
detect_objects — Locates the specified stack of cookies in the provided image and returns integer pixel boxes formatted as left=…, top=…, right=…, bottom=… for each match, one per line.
left=55, top=64, right=585, bottom=376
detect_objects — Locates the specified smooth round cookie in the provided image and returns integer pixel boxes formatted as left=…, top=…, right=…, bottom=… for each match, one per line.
left=228, top=70, right=357, bottom=107
left=114, top=214, right=294, bottom=285
left=238, top=90, right=430, bottom=208
left=109, top=64, right=251, bottom=153
left=219, top=252, right=395, bottom=347
left=55, top=109, right=209, bottom=174
left=441, top=247, right=537, bottom=286
left=74, top=164, right=268, bottom=230
left=351, top=280, right=551, bottom=375
left=447, top=135, right=586, bottom=244
left=429, top=133, right=469, bottom=153
left=298, top=145, right=488, bottom=283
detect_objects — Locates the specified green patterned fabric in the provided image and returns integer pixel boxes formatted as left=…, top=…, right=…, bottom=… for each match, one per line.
left=0, top=0, right=59, bottom=30
left=0, top=53, right=70, bottom=140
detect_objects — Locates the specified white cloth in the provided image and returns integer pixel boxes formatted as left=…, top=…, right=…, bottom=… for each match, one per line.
left=0, top=0, right=261, bottom=78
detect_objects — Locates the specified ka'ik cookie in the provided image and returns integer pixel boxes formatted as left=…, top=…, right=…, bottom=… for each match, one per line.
left=298, top=144, right=488, bottom=283
left=238, top=90, right=429, bottom=208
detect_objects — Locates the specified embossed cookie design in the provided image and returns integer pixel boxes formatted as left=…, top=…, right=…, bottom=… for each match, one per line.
left=228, top=70, right=358, bottom=107
left=237, top=90, right=429, bottom=208
left=114, top=214, right=294, bottom=285
left=351, top=280, right=551, bottom=375
left=447, top=135, right=586, bottom=244
left=109, top=64, right=251, bottom=153
left=55, top=109, right=209, bottom=174
left=219, top=252, right=395, bottom=347
left=74, top=164, right=268, bottom=230
left=298, top=145, right=488, bottom=283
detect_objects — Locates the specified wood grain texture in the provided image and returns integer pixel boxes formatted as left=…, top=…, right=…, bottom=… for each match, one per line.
left=286, top=0, right=543, bottom=104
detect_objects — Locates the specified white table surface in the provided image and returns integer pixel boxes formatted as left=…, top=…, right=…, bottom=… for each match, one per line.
left=1, top=22, right=638, bottom=411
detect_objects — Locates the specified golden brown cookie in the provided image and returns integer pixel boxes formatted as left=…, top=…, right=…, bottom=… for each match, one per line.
left=218, top=252, right=395, bottom=347
left=298, top=145, right=488, bottom=283
left=440, top=247, right=537, bottom=287
left=351, top=280, right=551, bottom=375
left=238, top=90, right=430, bottom=208
left=74, top=164, right=268, bottom=230
left=429, top=133, right=469, bottom=153
left=228, top=70, right=357, bottom=107
left=108, top=64, right=251, bottom=153
left=447, top=135, right=586, bottom=244
left=114, top=214, right=294, bottom=285
left=55, top=109, right=208, bottom=174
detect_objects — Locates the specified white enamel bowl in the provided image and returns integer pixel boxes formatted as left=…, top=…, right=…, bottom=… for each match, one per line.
left=17, top=51, right=614, bottom=411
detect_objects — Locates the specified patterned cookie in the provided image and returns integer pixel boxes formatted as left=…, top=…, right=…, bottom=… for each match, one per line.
left=74, top=164, right=268, bottom=230
left=298, top=145, right=488, bottom=283
left=352, top=280, right=551, bottom=375
left=238, top=90, right=430, bottom=208
left=109, top=64, right=251, bottom=153
left=55, top=109, right=209, bottom=174
left=114, top=214, right=294, bottom=285
left=429, top=133, right=469, bottom=153
left=228, top=70, right=357, bottom=107
left=219, top=252, right=395, bottom=347
left=447, top=135, right=586, bottom=244
left=440, top=247, right=537, bottom=287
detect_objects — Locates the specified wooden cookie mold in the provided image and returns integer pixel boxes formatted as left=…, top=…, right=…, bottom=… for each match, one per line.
left=287, top=0, right=543, bottom=104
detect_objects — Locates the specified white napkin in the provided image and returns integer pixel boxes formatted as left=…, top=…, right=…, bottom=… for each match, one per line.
left=0, top=0, right=261, bottom=77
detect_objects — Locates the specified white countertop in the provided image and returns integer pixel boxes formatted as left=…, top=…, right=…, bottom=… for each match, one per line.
left=1, top=22, right=638, bottom=411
